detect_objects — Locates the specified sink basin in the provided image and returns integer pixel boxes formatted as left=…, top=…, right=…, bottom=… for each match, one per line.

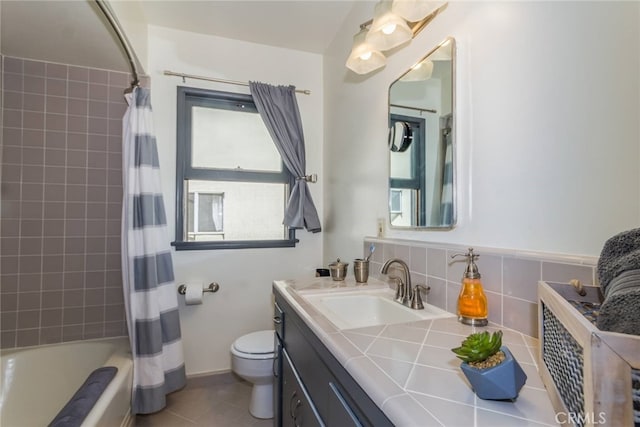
left=300, top=288, right=453, bottom=330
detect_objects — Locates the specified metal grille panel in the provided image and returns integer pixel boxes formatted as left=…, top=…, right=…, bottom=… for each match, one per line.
left=542, top=303, right=585, bottom=426
left=632, top=368, right=640, bottom=427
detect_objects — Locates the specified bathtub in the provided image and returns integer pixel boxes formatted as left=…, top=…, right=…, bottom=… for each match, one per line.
left=0, top=337, right=133, bottom=427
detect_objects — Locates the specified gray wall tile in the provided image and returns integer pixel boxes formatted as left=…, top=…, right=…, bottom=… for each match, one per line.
left=427, top=248, right=446, bottom=279
left=0, top=57, right=126, bottom=349
left=1, top=332, right=16, bottom=349
left=23, top=76, right=44, bottom=94
left=503, top=257, right=541, bottom=303
left=4, top=91, right=22, bottom=109
left=4, top=57, right=23, bottom=73
left=46, top=78, right=67, bottom=97
left=542, top=262, right=594, bottom=285
left=16, top=329, right=39, bottom=347
left=24, top=93, right=44, bottom=112
left=425, top=277, right=446, bottom=310
left=365, top=238, right=597, bottom=338
left=485, top=290, right=502, bottom=325
left=503, top=296, right=538, bottom=338
left=410, top=246, right=426, bottom=274
left=46, top=96, right=67, bottom=114
left=68, top=66, right=89, bottom=82
left=24, top=60, right=45, bottom=76
left=46, top=63, right=68, bottom=79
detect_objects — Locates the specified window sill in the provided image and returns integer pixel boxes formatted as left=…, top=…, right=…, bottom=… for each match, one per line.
left=171, top=238, right=299, bottom=251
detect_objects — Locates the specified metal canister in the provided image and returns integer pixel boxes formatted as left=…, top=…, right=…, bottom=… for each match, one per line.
left=328, top=258, right=348, bottom=281
left=353, top=258, right=369, bottom=283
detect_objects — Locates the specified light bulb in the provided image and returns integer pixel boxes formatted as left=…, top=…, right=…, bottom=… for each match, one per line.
left=382, top=23, right=397, bottom=35
left=359, top=51, right=373, bottom=61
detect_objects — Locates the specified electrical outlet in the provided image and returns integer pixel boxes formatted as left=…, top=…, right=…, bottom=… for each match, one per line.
left=377, top=218, right=385, bottom=237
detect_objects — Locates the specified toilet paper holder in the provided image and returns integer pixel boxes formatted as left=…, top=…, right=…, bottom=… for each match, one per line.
left=178, top=282, right=220, bottom=295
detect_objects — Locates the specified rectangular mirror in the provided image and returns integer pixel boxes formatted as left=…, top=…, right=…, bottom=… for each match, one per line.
left=388, top=37, right=455, bottom=229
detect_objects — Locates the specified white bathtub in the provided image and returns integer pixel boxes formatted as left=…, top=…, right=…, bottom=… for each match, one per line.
left=0, top=337, right=133, bottom=427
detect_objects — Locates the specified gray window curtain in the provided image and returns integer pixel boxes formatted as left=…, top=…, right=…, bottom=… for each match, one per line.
left=249, top=82, right=321, bottom=233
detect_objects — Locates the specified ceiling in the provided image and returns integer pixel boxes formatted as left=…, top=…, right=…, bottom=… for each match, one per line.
left=0, top=0, right=356, bottom=73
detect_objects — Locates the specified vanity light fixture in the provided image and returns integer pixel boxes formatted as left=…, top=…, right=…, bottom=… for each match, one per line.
left=366, top=1, right=413, bottom=51
left=345, top=0, right=446, bottom=75
left=346, top=26, right=387, bottom=75
left=393, top=0, right=444, bottom=22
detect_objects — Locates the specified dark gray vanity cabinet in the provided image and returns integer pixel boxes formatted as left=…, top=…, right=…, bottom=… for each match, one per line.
left=282, top=349, right=324, bottom=427
left=273, top=290, right=393, bottom=427
left=326, top=382, right=363, bottom=426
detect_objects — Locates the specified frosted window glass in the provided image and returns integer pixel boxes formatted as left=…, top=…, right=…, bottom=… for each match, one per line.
left=390, top=144, right=414, bottom=179
left=191, top=107, right=281, bottom=172
left=186, top=180, right=285, bottom=241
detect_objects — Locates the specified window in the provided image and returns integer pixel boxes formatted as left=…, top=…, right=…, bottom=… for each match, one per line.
left=187, top=192, right=223, bottom=240
left=389, top=189, right=403, bottom=214
left=389, top=114, right=426, bottom=227
left=174, top=87, right=297, bottom=250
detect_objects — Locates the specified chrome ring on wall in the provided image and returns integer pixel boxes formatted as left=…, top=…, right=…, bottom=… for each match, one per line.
left=388, top=121, right=413, bottom=152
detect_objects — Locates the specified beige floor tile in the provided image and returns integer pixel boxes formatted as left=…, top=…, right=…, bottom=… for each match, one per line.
left=135, top=409, right=196, bottom=426
left=134, top=374, right=270, bottom=427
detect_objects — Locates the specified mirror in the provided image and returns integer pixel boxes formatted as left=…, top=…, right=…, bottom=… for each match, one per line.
left=388, top=37, right=455, bottom=229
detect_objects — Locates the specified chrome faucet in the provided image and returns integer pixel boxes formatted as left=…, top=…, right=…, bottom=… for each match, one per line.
left=381, top=258, right=425, bottom=310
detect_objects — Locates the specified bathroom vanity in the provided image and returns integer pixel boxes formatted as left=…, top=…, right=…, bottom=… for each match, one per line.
left=273, top=277, right=558, bottom=426
left=274, top=287, right=393, bottom=427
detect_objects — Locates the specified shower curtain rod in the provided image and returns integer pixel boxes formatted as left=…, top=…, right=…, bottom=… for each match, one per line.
left=390, top=103, right=437, bottom=114
left=163, top=70, right=312, bottom=95
left=94, top=0, right=141, bottom=88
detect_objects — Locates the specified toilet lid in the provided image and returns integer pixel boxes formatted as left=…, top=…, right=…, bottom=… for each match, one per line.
left=233, top=330, right=274, bottom=355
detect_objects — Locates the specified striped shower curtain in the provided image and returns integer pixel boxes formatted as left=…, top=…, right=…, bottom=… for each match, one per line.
left=440, top=114, right=454, bottom=225
left=122, top=87, right=186, bottom=414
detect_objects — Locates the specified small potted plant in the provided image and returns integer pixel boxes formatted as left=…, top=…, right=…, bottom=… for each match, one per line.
left=451, top=330, right=527, bottom=400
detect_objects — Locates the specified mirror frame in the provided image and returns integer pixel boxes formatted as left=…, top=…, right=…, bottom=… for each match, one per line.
left=387, top=37, right=456, bottom=230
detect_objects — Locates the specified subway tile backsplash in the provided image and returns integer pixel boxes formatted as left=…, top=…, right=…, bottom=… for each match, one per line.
left=1, top=56, right=130, bottom=349
left=365, top=237, right=598, bottom=338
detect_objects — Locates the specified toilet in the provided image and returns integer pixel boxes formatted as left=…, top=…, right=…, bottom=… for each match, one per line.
left=230, top=330, right=276, bottom=419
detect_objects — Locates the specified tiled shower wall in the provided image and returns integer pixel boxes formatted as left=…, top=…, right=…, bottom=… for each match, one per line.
left=365, top=237, right=598, bottom=337
left=0, top=56, right=130, bottom=349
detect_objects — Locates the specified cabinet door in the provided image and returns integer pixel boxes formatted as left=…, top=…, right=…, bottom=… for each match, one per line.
left=274, top=336, right=283, bottom=427
left=328, top=382, right=363, bottom=427
left=285, top=310, right=332, bottom=416
left=282, top=349, right=324, bottom=427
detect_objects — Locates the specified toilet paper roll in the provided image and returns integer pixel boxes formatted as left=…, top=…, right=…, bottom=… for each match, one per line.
left=184, top=283, right=203, bottom=305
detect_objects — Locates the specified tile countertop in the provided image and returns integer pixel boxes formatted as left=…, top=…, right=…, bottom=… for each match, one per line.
left=273, top=277, right=559, bottom=427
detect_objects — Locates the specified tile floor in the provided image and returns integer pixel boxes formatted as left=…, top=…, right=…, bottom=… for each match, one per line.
left=135, top=373, right=273, bottom=427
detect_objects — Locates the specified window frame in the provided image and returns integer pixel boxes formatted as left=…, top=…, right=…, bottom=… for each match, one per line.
left=173, top=86, right=298, bottom=250
left=389, top=114, right=426, bottom=226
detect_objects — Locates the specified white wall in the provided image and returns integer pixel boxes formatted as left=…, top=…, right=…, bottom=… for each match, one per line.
left=324, top=1, right=640, bottom=262
left=147, top=26, right=323, bottom=375
left=108, top=0, right=149, bottom=72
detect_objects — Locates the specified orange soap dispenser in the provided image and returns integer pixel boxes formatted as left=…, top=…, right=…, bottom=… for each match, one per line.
left=452, top=248, right=488, bottom=326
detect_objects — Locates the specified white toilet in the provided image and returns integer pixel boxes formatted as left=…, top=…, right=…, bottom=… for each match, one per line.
left=230, top=330, right=276, bottom=419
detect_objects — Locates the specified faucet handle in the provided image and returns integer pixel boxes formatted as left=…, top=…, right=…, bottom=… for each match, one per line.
left=416, top=284, right=430, bottom=294
left=410, top=285, right=430, bottom=310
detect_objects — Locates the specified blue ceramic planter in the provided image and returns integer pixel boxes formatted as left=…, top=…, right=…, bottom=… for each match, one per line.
left=460, top=346, right=527, bottom=400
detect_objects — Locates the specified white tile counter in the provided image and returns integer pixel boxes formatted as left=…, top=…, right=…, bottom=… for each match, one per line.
left=274, top=277, right=559, bottom=427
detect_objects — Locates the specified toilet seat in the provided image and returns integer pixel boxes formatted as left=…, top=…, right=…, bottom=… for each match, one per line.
left=231, top=330, right=275, bottom=360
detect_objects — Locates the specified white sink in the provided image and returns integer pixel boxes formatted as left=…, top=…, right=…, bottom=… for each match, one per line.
left=300, top=288, right=453, bottom=330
